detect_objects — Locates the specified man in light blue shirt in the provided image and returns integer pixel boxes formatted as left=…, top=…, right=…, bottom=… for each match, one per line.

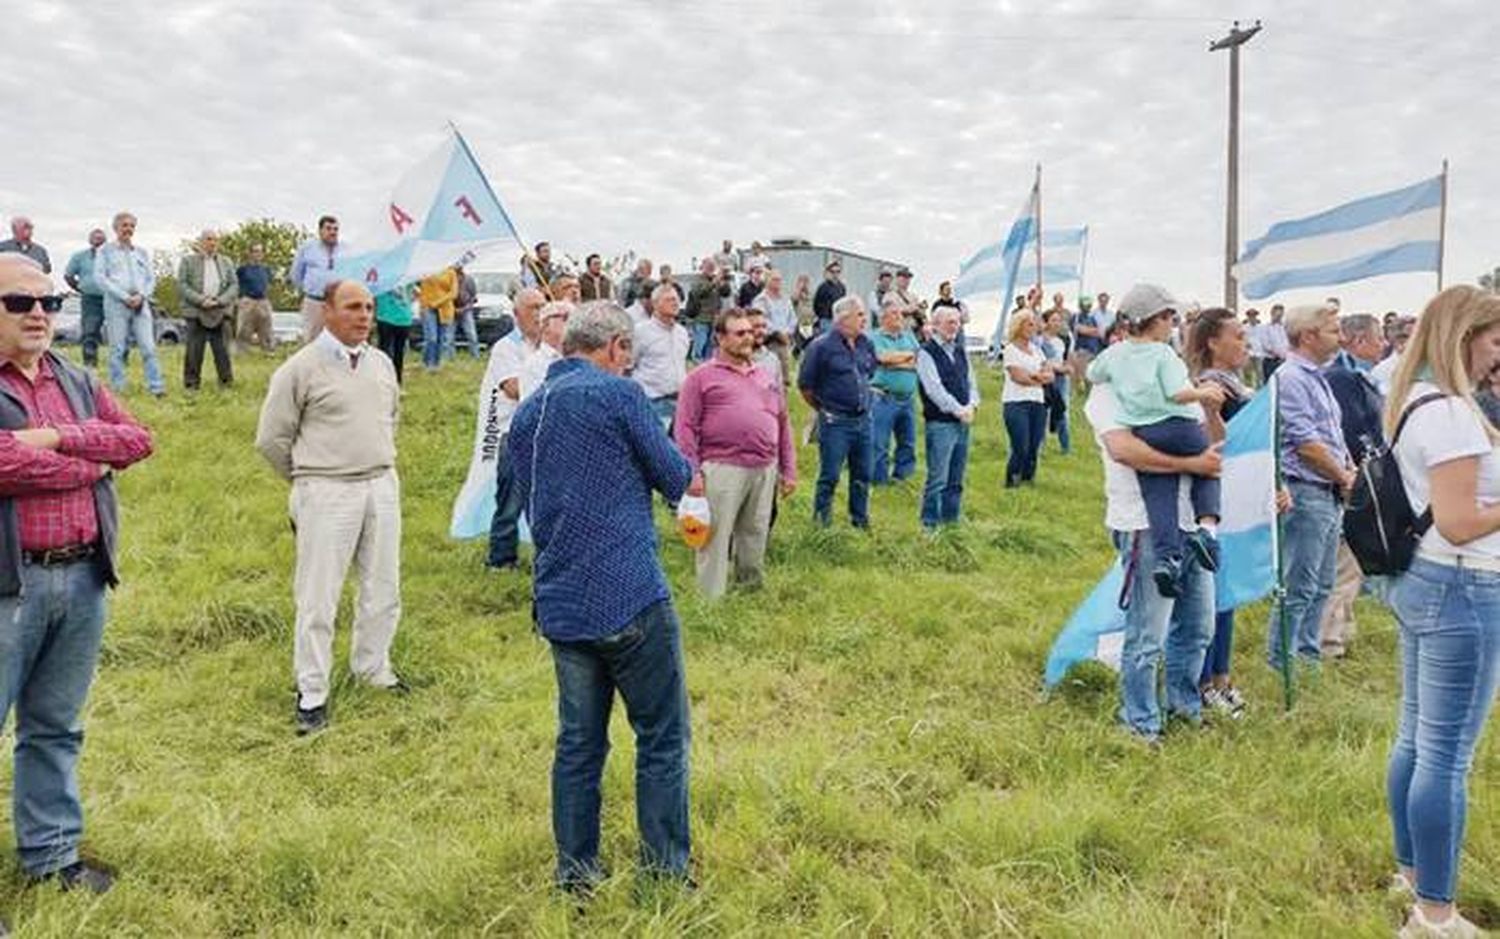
left=289, top=215, right=342, bottom=341
left=869, top=297, right=920, bottom=484
left=63, top=229, right=107, bottom=368
left=94, top=212, right=164, bottom=396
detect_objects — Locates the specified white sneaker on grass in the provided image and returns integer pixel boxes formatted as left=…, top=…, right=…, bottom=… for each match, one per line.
left=1398, top=904, right=1483, bottom=938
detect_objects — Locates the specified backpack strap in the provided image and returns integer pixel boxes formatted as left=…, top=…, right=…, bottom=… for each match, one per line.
left=1391, top=392, right=1447, bottom=535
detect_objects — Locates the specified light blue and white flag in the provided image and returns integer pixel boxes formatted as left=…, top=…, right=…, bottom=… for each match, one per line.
left=953, top=182, right=1037, bottom=347
left=335, top=128, right=523, bottom=295
left=954, top=226, right=1087, bottom=301
left=1043, top=385, right=1279, bottom=688
left=1234, top=175, right=1442, bottom=300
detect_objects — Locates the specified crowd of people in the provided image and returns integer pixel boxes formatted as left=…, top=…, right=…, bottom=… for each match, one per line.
left=3, top=213, right=1500, bottom=935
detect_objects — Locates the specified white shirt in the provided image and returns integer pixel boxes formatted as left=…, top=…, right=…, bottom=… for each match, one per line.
left=1370, top=351, right=1400, bottom=396
left=1396, top=382, right=1500, bottom=561
left=1085, top=385, right=1195, bottom=533
left=631, top=316, right=691, bottom=399
left=314, top=326, right=368, bottom=368
left=1246, top=322, right=1267, bottom=357
left=1000, top=341, right=1046, bottom=403
left=752, top=291, right=797, bottom=336
left=752, top=347, right=783, bottom=386
left=483, top=331, right=534, bottom=435
left=1263, top=322, right=1290, bottom=358
left=519, top=342, right=562, bottom=400
left=201, top=254, right=221, bottom=298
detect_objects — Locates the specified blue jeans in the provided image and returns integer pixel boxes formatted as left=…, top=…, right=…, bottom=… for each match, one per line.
left=1267, top=480, right=1342, bottom=668
left=813, top=412, right=872, bottom=527
left=870, top=392, right=916, bottom=483
left=1132, top=417, right=1220, bottom=562
left=1200, top=609, right=1236, bottom=683
left=104, top=301, right=164, bottom=394
left=649, top=395, right=678, bottom=433
left=1113, top=530, right=1214, bottom=739
left=1386, top=557, right=1500, bottom=904
left=455, top=308, right=480, bottom=359
left=689, top=322, right=714, bottom=361
left=921, top=420, right=969, bottom=528
left=80, top=294, right=105, bottom=368
left=549, top=600, right=691, bottom=886
left=486, top=440, right=525, bottom=568
left=422, top=310, right=453, bottom=369
left=1002, top=401, right=1046, bottom=487
left=0, top=560, right=108, bottom=876
left=1048, top=376, right=1072, bottom=454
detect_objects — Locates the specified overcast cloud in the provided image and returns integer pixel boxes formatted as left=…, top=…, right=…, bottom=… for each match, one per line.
left=3, top=0, right=1495, bottom=314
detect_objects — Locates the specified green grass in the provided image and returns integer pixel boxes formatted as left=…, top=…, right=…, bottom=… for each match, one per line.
left=4, top=346, right=1496, bottom=936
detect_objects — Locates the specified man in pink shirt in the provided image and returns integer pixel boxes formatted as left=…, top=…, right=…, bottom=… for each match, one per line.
left=674, top=309, right=797, bottom=598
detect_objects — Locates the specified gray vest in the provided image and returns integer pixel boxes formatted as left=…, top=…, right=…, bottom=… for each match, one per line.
left=0, top=352, right=119, bottom=595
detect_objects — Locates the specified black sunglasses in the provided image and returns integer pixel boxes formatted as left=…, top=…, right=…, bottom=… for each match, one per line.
left=0, top=294, right=64, bottom=314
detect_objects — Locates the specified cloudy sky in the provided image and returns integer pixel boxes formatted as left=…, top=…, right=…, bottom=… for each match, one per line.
left=3, top=0, right=1494, bottom=314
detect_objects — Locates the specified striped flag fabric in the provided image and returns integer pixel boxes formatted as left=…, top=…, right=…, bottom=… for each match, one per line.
left=334, top=127, right=523, bottom=295
left=1043, top=385, right=1278, bottom=688
left=953, top=182, right=1037, bottom=348
left=1234, top=175, right=1442, bottom=300
left=954, top=226, right=1088, bottom=300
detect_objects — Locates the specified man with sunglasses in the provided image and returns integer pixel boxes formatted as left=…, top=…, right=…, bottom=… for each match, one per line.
left=289, top=215, right=342, bottom=342
left=0, top=254, right=154, bottom=898
left=674, top=308, right=796, bottom=598
left=94, top=212, right=166, bottom=397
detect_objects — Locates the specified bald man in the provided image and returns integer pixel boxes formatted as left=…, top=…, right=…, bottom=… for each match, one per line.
left=0, top=217, right=51, bottom=273
left=483, top=286, right=543, bottom=569
left=256, top=279, right=405, bottom=735
left=0, top=254, right=153, bottom=894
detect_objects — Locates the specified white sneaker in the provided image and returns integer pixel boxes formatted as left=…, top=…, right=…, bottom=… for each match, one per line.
left=1203, top=687, right=1245, bottom=720
left=1389, top=871, right=1416, bottom=901
left=1398, top=904, right=1483, bottom=938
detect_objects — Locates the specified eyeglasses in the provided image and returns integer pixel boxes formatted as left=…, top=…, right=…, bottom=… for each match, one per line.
left=722, top=328, right=753, bottom=337
left=0, top=294, right=64, bottom=314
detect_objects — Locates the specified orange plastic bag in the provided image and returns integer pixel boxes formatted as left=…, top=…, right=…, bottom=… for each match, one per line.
left=677, top=495, right=713, bottom=550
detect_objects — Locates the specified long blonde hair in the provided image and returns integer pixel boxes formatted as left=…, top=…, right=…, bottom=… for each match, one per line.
left=1383, top=285, right=1500, bottom=442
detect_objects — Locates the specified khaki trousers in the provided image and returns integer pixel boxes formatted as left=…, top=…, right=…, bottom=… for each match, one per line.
left=290, top=471, right=402, bottom=708
left=1318, top=537, right=1363, bottom=655
left=300, top=296, right=325, bottom=342
left=237, top=297, right=275, bottom=351
left=696, top=462, right=778, bottom=599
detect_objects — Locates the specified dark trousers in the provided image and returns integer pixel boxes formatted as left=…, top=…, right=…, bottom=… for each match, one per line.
left=79, top=294, right=105, bottom=367
left=376, top=322, right=407, bottom=383
left=1132, top=416, right=1219, bottom=561
left=1200, top=609, right=1236, bottom=683
left=1002, top=401, right=1046, bottom=487
left=183, top=317, right=233, bottom=388
left=548, top=600, right=691, bottom=887
left=1261, top=356, right=1283, bottom=382
left=487, top=441, right=525, bottom=568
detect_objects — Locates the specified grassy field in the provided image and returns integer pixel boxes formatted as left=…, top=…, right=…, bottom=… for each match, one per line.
left=2, top=345, right=1495, bottom=937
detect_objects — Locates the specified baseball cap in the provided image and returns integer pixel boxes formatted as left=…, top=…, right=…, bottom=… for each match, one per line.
left=1116, top=283, right=1178, bottom=327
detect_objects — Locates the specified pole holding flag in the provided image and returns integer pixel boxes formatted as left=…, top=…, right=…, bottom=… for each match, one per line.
left=1033, top=164, right=1044, bottom=301
left=1437, top=159, right=1449, bottom=291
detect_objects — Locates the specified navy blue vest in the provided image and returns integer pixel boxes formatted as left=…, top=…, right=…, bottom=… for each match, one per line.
left=919, top=339, right=971, bottom=423
left=0, top=352, right=119, bottom=596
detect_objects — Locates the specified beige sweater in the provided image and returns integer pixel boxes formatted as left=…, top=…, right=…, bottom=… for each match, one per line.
left=255, top=341, right=399, bottom=480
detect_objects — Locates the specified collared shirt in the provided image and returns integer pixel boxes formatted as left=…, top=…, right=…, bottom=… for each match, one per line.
left=798, top=330, right=876, bottom=415
left=752, top=347, right=783, bottom=386
left=518, top=342, right=562, bottom=400
left=1276, top=350, right=1349, bottom=483
left=200, top=253, right=222, bottom=299
left=313, top=326, right=368, bottom=369
left=752, top=290, right=797, bottom=336
left=870, top=328, right=920, bottom=397
left=0, top=239, right=51, bottom=274
left=289, top=238, right=342, bottom=299
left=916, top=339, right=980, bottom=416
left=508, top=357, right=691, bottom=641
left=631, top=316, right=690, bottom=399
left=1262, top=321, right=1290, bottom=358
left=94, top=241, right=154, bottom=310
left=674, top=355, right=795, bottom=480
left=1245, top=322, right=1267, bottom=356
left=64, top=247, right=103, bottom=296
left=236, top=263, right=271, bottom=300
left=0, top=357, right=153, bottom=550
left=483, top=330, right=534, bottom=436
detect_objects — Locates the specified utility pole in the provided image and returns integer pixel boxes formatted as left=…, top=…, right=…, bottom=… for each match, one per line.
left=1210, top=20, right=1262, bottom=313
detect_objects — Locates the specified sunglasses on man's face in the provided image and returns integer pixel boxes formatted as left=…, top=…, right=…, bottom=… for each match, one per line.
left=0, top=294, right=64, bottom=314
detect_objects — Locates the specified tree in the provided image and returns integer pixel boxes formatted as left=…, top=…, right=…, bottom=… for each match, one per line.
left=151, top=249, right=181, bottom=316
left=217, top=218, right=309, bottom=310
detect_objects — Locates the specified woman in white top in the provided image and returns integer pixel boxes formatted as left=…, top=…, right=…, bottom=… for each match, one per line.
left=1001, top=312, right=1053, bottom=487
left=1382, top=285, right=1500, bottom=938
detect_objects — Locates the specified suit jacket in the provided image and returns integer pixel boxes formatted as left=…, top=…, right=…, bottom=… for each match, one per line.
left=179, top=253, right=239, bottom=327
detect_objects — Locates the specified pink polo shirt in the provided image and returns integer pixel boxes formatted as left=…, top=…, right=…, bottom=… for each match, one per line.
left=674, top=355, right=796, bottom=482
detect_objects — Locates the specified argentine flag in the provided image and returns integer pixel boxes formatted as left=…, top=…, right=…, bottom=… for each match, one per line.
left=952, top=182, right=1036, bottom=348
left=334, top=128, right=523, bottom=295
left=1043, top=385, right=1279, bottom=688
left=1234, top=175, right=1442, bottom=301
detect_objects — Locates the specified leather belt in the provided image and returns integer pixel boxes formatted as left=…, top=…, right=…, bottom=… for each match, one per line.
left=22, top=543, right=96, bottom=566
left=1419, top=552, right=1500, bottom=574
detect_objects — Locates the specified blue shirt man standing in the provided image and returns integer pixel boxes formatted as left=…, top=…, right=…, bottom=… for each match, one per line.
left=289, top=215, right=342, bottom=342
left=798, top=295, right=877, bottom=527
left=507, top=301, right=694, bottom=894
left=63, top=229, right=108, bottom=368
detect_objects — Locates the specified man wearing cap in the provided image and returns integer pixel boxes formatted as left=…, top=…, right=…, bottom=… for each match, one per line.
left=63, top=229, right=108, bottom=368
left=812, top=260, right=846, bottom=336
left=799, top=295, right=877, bottom=528
left=0, top=253, right=154, bottom=897
left=289, top=216, right=342, bottom=342
left=0, top=218, right=51, bottom=274
left=887, top=268, right=926, bottom=337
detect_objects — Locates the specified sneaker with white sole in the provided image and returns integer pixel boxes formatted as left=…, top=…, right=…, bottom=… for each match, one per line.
left=1398, top=903, right=1483, bottom=938
left=1202, top=686, right=1245, bottom=720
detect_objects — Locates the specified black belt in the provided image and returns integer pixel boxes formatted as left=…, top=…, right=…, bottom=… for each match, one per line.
left=820, top=408, right=868, bottom=420
left=23, top=543, right=96, bottom=566
left=1287, top=478, right=1340, bottom=497
left=872, top=389, right=913, bottom=401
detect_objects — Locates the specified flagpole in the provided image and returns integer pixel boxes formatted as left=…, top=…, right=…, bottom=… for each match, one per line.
left=1076, top=226, right=1090, bottom=301
left=1271, top=377, right=1294, bottom=711
left=1436, top=159, right=1449, bottom=291
left=447, top=121, right=557, bottom=301
left=1034, top=164, right=1044, bottom=301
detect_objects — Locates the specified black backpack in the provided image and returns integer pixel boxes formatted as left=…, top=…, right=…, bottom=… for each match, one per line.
left=1343, top=392, right=1445, bottom=576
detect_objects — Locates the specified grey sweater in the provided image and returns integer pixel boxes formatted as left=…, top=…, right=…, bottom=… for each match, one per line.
left=255, top=341, right=399, bottom=481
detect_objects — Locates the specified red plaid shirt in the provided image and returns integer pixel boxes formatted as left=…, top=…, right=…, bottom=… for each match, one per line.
left=0, top=357, right=153, bottom=551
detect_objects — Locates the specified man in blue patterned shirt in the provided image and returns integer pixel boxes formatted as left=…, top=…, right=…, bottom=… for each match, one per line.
left=507, top=301, right=694, bottom=894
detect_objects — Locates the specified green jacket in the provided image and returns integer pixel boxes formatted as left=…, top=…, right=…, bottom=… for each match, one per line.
left=178, top=253, right=239, bottom=327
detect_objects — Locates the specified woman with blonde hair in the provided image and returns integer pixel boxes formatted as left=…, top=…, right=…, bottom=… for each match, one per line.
left=1000, top=312, right=1053, bottom=487
left=1382, top=285, right=1500, bottom=937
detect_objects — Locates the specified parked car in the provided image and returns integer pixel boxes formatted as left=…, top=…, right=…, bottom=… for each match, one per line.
left=50, top=295, right=181, bottom=346
left=408, top=270, right=517, bottom=352
left=272, top=311, right=303, bottom=346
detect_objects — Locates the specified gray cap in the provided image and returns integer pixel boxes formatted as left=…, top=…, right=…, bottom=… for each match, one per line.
left=1116, top=283, right=1179, bottom=327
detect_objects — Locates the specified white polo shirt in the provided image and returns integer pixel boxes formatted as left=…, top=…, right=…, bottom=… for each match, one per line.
left=1085, top=384, right=1195, bottom=533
